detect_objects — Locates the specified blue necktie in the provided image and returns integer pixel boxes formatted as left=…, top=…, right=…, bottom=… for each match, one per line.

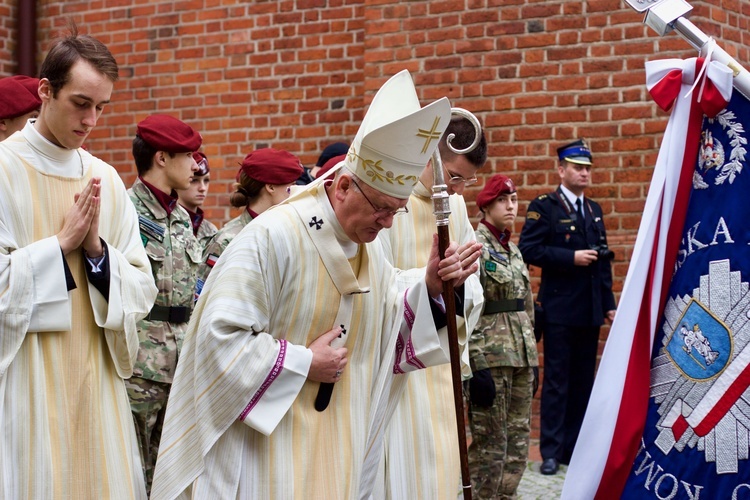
left=576, top=198, right=584, bottom=223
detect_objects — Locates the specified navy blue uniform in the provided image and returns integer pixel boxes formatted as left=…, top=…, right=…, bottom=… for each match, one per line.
left=518, top=186, right=616, bottom=464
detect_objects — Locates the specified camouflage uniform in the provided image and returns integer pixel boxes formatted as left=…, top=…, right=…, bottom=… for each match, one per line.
left=195, top=209, right=254, bottom=298
left=469, top=223, right=539, bottom=499
left=126, top=178, right=203, bottom=492
left=196, top=217, right=218, bottom=252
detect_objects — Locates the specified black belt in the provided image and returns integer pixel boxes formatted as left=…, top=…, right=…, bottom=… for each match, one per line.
left=483, top=298, right=526, bottom=315
left=146, top=305, right=192, bottom=323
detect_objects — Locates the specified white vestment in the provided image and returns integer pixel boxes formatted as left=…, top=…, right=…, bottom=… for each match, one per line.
left=377, top=182, right=484, bottom=499
left=0, top=123, right=157, bottom=499
left=151, top=183, right=455, bottom=500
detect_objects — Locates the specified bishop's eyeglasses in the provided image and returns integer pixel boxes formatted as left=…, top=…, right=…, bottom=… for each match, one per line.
left=350, top=178, right=409, bottom=219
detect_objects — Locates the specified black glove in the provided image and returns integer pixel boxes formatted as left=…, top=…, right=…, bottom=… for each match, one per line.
left=532, top=366, right=540, bottom=397
left=469, top=368, right=496, bottom=408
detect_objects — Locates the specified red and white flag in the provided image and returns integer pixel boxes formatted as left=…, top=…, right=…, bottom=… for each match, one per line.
left=562, top=57, right=733, bottom=499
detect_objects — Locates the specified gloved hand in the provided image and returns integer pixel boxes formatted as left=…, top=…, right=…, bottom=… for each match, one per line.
left=532, top=366, right=540, bottom=396
left=469, top=368, right=496, bottom=408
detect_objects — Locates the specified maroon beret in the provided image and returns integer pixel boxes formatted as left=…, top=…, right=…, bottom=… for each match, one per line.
left=238, top=148, right=304, bottom=185
left=316, top=153, right=346, bottom=179
left=136, top=114, right=202, bottom=153
left=193, top=151, right=209, bottom=176
left=0, top=76, right=41, bottom=120
left=476, top=174, right=517, bottom=209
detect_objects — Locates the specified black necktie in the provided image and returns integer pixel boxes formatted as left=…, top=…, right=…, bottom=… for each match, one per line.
left=576, top=198, right=584, bottom=223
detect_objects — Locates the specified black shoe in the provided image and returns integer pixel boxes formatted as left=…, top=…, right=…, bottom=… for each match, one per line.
left=540, top=458, right=559, bottom=475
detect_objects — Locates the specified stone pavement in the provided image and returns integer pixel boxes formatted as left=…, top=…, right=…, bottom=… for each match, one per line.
left=517, top=461, right=566, bottom=499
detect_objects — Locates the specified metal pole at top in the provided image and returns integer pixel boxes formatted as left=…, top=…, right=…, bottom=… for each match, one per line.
left=623, top=0, right=750, bottom=98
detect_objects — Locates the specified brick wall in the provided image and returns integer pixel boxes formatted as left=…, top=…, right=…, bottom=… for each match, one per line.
left=3, top=0, right=750, bottom=446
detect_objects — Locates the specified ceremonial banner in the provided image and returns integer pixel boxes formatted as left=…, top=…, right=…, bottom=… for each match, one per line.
left=562, top=58, right=737, bottom=499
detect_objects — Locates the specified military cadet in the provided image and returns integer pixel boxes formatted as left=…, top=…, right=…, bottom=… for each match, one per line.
left=176, top=151, right=218, bottom=250
left=0, top=75, right=42, bottom=140
left=196, top=147, right=303, bottom=297
left=518, top=139, right=616, bottom=475
left=125, top=114, right=204, bottom=493
left=468, top=174, right=538, bottom=499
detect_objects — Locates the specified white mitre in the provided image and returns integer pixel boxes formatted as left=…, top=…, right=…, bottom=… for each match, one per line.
left=344, top=70, right=451, bottom=199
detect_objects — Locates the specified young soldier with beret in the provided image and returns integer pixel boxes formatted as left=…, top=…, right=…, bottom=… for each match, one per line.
left=518, top=139, right=616, bottom=475
left=195, top=147, right=303, bottom=296
left=125, top=114, right=203, bottom=493
left=176, top=151, right=218, bottom=251
left=0, top=75, right=42, bottom=140
left=469, top=174, right=538, bottom=498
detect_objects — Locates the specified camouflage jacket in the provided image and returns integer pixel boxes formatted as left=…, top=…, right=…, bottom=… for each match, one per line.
left=196, top=218, right=218, bottom=253
left=470, top=223, right=539, bottom=369
left=196, top=209, right=254, bottom=298
left=128, top=178, right=203, bottom=383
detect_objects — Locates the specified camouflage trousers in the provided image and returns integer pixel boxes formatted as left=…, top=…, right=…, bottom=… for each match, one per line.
left=125, top=377, right=171, bottom=496
left=468, top=366, right=534, bottom=499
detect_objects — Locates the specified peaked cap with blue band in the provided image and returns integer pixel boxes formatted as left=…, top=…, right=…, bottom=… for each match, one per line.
left=557, top=138, right=592, bottom=166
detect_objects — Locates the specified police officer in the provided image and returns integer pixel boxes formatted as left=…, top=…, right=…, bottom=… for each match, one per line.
left=126, top=114, right=204, bottom=493
left=518, top=139, right=616, bottom=475
left=469, top=174, right=538, bottom=498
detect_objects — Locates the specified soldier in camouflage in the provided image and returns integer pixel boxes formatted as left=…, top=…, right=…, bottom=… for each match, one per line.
left=177, top=151, right=218, bottom=253
left=469, top=174, right=539, bottom=499
left=125, top=114, right=203, bottom=493
left=196, top=148, right=302, bottom=297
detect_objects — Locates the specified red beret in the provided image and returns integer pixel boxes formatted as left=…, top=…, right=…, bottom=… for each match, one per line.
left=193, top=151, right=209, bottom=176
left=238, top=148, right=304, bottom=185
left=136, top=114, right=202, bottom=153
left=476, top=174, right=517, bottom=209
left=316, top=153, right=346, bottom=179
left=0, top=76, right=41, bottom=120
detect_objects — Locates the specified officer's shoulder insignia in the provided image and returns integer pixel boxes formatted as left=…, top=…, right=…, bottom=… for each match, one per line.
left=485, top=261, right=497, bottom=272
left=526, top=211, right=541, bottom=220
left=205, top=253, right=219, bottom=268
left=537, top=194, right=548, bottom=200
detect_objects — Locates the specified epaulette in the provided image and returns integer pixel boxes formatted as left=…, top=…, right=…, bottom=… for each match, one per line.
left=537, top=194, right=548, bottom=200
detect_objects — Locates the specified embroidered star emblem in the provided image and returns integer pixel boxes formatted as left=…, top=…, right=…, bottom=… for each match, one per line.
left=309, top=216, right=324, bottom=230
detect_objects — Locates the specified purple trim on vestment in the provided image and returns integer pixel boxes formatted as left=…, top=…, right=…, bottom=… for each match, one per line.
left=403, top=290, right=426, bottom=370
left=239, top=339, right=287, bottom=421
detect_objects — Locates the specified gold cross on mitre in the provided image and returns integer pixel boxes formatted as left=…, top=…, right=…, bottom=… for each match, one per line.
left=417, top=116, right=443, bottom=154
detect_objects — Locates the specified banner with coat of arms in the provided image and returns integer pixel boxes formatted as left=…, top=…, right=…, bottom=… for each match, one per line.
left=562, top=56, right=750, bottom=498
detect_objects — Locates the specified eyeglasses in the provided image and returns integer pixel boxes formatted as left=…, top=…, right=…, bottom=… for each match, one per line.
left=445, top=168, right=478, bottom=186
left=350, top=178, right=409, bottom=219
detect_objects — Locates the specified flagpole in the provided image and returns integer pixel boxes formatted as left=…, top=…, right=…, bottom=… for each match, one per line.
left=431, top=107, right=481, bottom=500
left=624, top=0, right=750, bottom=98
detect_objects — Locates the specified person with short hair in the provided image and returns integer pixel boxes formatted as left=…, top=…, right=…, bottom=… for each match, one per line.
left=296, top=141, right=349, bottom=184
left=0, top=27, right=157, bottom=498
left=195, top=147, right=303, bottom=297
left=0, top=75, right=42, bottom=140
left=378, top=115, right=487, bottom=499
left=468, top=174, right=538, bottom=498
left=176, top=151, right=218, bottom=249
left=151, top=70, right=481, bottom=499
left=126, top=113, right=203, bottom=493
left=518, top=139, right=616, bottom=475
